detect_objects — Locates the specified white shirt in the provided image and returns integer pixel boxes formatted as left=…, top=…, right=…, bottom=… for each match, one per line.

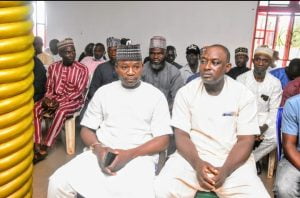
left=81, top=81, right=173, bottom=150
left=171, top=76, right=260, bottom=165
left=237, top=71, right=282, bottom=139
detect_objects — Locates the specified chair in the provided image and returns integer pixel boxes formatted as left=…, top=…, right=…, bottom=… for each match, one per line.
left=43, top=89, right=89, bottom=155
left=43, top=112, right=78, bottom=155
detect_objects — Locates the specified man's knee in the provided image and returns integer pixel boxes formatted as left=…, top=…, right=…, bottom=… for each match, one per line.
left=48, top=172, right=76, bottom=198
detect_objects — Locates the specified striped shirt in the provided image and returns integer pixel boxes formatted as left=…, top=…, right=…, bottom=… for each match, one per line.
left=45, top=61, right=89, bottom=105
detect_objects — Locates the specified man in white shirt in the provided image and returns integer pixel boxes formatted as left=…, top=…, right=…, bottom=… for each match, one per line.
left=48, top=44, right=172, bottom=198
left=237, top=46, right=282, bottom=170
left=155, top=44, right=269, bottom=197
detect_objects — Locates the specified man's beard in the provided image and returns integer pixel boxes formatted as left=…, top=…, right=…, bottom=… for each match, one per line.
left=150, top=62, right=164, bottom=71
left=119, top=76, right=141, bottom=89
left=253, top=67, right=266, bottom=77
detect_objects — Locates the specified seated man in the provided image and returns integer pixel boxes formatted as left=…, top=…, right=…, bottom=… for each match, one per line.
left=280, top=76, right=300, bottom=107
left=237, top=46, right=282, bottom=172
left=226, top=47, right=250, bottom=80
left=270, top=58, right=300, bottom=89
left=48, top=44, right=172, bottom=198
left=273, top=94, right=300, bottom=198
left=33, top=38, right=88, bottom=163
left=154, top=44, right=269, bottom=197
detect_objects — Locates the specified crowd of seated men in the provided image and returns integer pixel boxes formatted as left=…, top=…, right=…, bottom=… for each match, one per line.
left=32, top=35, right=300, bottom=198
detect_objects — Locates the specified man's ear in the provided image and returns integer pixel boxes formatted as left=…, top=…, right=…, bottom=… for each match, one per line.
left=225, top=63, right=232, bottom=73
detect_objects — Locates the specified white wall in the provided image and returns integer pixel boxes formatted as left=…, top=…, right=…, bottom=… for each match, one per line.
left=46, top=1, right=258, bottom=65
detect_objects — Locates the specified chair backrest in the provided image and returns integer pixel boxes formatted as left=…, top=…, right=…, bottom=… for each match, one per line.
left=276, top=107, right=284, bottom=160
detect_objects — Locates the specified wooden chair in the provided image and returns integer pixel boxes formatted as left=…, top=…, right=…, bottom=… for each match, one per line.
left=43, top=112, right=78, bottom=155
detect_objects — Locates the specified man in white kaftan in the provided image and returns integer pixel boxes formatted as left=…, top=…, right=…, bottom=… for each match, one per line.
left=154, top=44, right=269, bottom=198
left=237, top=46, right=282, bottom=162
left=48, top=44, right=172, bottom=198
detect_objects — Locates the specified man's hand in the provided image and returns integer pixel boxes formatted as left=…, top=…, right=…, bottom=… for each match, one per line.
left=195, top=160, right=219, bottom=191
left=211, top=167, right=229, bottom=189
left=42, top=97, right=59, bottom=116
left=107, top=149, right=135, bottom=173
left=93, top=146, right=117, bottom=176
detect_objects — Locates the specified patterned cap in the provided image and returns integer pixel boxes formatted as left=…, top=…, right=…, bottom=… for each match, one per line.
left=254, top=46, right=273, bottom=59
left=149, top=36, right=166, bottom=49
left=57, top=38, right=74, bottom=50
left=186, top=44, right=200, bottom=55
left=235, top=47, right=248, bottom=57
left=107, top=37, right=121, bottom=48
left=116, top=44, right=142, bottom=61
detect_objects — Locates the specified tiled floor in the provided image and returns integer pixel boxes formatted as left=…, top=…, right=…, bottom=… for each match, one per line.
left=33, top=123, right=275, bottom=198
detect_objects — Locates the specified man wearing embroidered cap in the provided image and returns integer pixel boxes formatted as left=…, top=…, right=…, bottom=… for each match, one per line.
left=87, top=37, right=121, bottom=100
left=33, top=38, right=89, bottom=163
left=79, top=37, right=121, bottom=122
left=180, top=44, right=200, bottom=83
left=48, top=44, right=172, bottom=198
left=237, top=46, right=282, bottom=174
left=142, top=36, right=184, bottom=111
left=226, top=47, right=250, bottom=79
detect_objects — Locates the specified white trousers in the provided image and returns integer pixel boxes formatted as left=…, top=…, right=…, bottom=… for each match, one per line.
left=154, top=152, right=270, bottom=198
left=48, top=150, right=156, bottom=198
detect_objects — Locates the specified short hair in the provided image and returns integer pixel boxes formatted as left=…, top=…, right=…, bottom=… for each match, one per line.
left=85, top=43, right=95, bottom=53
left=208, top=44, right=230, bottom=63
left=288, top=58, right=300, bottom=78
left=166, top=45, right=176, bottom=51
left=94, top=43, right=105, bottom=50
left=49, top=39, right=59, bottom=46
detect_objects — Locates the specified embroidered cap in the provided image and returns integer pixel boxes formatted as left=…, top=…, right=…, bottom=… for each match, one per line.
left=107, top=37, right=121, bottom=48
left=57, top=38, right=74, bottom=50
left=149, top=36, right=166, bottom=49
left=254, top=46, right=273, bottom=59
left=116, top=44, right=142, bottom=61
left=235, top=47, right=248, bottom=57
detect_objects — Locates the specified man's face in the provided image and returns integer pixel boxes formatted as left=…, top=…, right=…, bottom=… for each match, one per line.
left=149, top=48, right=165, bottom=65
left=94, top=46, right=105, bottom=60
left=235, top=54, right=248, bottom=67
left=108, top=47, right=117, bottom=62
left=186, top=53, right=199, bottom=66
left=116, top=60, right=143, bottom=88
left=199, top=46, right=231, bottom=85
left=166, top=49, right=176, bottom=63
left=253, top=54, right=271, bottom=74
left=59, top=46, right=76, bottom=66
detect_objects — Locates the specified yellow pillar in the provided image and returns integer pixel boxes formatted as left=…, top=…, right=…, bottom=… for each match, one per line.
left=0, top=1, right=34, bottom=197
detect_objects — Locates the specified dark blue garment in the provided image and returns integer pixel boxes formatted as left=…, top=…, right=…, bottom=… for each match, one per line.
left=270, top=68, right=290, bottom=89
left=186, top=73, right=200, bottom=83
